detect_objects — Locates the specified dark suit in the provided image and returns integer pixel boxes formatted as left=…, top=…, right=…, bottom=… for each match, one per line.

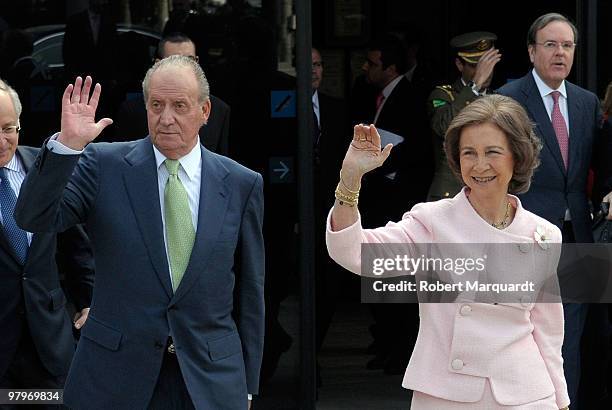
left=0, top=147, right=94, bottom=389
left=314, top=92, right=351, bottom=354
left=498, top=70, right=608, bottom=408
left=62, top=10, right=117, bottom=83
left=360, top=76, right=433, bottom=227
left=498, top=72, right=603, bottom=241
left=113, top=95, right=231, bottom=156
left=15, top=138, right=265, bottom=410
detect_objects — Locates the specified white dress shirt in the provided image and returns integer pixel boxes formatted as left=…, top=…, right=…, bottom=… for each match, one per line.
left=531, top=69, right=570, bottom=132
left=152, top=141, right=201, bottom=287
left=312, top=90, right=320, bottom=129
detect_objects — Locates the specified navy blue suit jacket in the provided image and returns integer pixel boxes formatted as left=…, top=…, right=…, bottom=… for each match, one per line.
left=497, top=71, right=604, bottom=242
left=15, top=138, right=265, bottom=409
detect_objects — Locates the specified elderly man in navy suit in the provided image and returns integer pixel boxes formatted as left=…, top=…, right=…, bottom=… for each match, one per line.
left=15, top=55, right=264, bottom=410
left=498, top=12, right=612, bottom=409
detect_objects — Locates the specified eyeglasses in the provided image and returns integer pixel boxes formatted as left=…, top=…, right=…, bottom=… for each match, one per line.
left=0, top=125, right=19, bottom=135
left=535, top=41, right=576, bottom=51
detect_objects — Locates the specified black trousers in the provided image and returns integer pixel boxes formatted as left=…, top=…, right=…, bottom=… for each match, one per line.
left=0, top=324, right=66, bottom=410
left=147, top=346, right=195, bottom=410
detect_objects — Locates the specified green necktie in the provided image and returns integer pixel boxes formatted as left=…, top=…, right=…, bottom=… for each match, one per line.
left=164, top=159, right=196, bottom=291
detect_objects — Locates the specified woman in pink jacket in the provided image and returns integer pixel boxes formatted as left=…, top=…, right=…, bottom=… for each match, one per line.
left=326, top=95, right=569, bottom=409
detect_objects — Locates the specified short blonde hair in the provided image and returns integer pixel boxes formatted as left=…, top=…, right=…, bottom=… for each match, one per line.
left=444, top=94, right=541, bottom=194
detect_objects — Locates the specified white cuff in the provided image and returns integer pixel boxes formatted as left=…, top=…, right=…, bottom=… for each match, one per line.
left=47, top=132, right=84, bottom=155
left=248, top=394, right=252, bottom=400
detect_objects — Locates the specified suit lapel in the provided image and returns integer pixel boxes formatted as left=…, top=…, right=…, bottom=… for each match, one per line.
left=565, top=82, right=584, bottom=181
left=123, top=138, right=173, bottom=298
left=522, top=74, right=567, bottom=175
left=172, top=146, right=230, bottom=304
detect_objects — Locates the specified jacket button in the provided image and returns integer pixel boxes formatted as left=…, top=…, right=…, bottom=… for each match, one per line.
left=518, top=243, right=531, bottom=253
left=451, top=359, right=464, bottom=370
left=460, top=305, right=472, bottom=316
left=154, top=341, right=164, bottom=350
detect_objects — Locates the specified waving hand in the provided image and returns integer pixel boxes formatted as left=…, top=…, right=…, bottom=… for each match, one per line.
left=58, top=76, right=113, bottom=150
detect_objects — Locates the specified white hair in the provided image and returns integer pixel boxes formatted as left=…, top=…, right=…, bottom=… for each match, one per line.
left=142, top=54, right=210, bottom=104
left=0, top=78, right=22, bottom=124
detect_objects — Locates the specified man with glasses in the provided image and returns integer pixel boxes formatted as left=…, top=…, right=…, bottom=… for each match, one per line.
left=0, top=78, right=94, bottom=407
left=115, top=33, right=231, bottom=157
left=498, top=13, right=612, bottom=409
left=426, top=31, right=501, bottom=201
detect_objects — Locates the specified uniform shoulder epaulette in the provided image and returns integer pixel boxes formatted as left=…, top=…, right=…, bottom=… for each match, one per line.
left=432, top=85, right=455, bottom=104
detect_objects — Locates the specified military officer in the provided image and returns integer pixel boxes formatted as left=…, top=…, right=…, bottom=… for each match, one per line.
left=427, top=31, right=501, bottom=201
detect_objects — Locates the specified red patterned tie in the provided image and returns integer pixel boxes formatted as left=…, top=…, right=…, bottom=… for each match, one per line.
left=550, top=91, right=569, bottom=169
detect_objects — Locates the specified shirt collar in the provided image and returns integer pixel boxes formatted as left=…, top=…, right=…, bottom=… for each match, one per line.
left=3, top=153, right=23, bottom=174
left=381, top=75, right=402, bottom=98
left=153, top=138, right=202, bottom=182
left=531, top=68, right=567, bottom=99
left=312, top=90, right=319, bottom=109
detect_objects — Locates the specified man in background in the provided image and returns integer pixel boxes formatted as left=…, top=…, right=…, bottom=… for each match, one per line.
left=498, top=13, right=611, bottom=409
left=427, top=31, right=501, bottom=201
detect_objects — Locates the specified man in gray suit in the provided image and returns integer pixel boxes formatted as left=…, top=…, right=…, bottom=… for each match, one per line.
left=15, top=55, right=264, bottom=410
left=497, top=12, right=611, bottom=409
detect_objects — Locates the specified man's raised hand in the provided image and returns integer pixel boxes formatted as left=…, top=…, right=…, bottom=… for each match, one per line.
left=58, top=76, right=113, bottom=150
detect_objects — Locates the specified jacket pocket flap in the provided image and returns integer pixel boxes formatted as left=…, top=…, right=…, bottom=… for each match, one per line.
left=207, top=331, right=242, bottom=361
left=49, top=288, right=67, bottom=311
left=82, top=316, right=123, bottom=351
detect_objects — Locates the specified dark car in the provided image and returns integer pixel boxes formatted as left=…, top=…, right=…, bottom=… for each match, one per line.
left=27, top=24, right=160, bottom=81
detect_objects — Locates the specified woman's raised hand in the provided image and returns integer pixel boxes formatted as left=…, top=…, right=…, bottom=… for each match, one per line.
left=341, top=124, right=393, bottom=181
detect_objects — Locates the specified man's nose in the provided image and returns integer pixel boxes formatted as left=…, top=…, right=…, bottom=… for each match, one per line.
left=160, top=106, right=174, bottom=125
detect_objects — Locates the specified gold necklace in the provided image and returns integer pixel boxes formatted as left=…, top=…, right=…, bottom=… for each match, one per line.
left=491, top=201, right=511, bottom=229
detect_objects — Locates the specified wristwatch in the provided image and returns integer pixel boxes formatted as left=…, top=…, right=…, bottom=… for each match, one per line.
left=466, top=80, right=481, bottom=94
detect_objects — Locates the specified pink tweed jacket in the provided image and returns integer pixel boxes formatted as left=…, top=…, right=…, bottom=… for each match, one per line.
left=326, top=188, right=570, bottom=408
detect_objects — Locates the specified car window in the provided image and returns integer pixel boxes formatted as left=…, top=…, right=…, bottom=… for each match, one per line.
left=32, top=32, right=65, bottom=68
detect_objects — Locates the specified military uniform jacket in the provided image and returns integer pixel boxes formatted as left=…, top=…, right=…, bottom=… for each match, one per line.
left=426, top=78, right=478, bottom=200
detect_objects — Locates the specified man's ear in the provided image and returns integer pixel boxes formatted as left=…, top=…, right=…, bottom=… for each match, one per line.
left=455, top=58, right=464, bottom=73
left=527, top=45, right=535, bottom=64
left=201, top=99, right=211, bottom=124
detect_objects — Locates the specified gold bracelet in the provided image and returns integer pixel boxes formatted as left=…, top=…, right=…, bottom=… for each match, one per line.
left=335, top=184, right=358, bottom=207
left=339, top=169, right=361, bottom=195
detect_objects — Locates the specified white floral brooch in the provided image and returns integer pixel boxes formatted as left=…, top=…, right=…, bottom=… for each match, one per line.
left=534, top=225, right=553, bottom=250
